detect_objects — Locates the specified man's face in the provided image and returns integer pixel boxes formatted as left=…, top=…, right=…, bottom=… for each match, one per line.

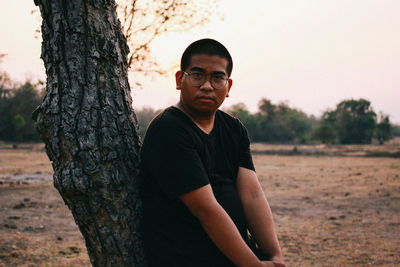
left=175, top=54, right=232, bottom=115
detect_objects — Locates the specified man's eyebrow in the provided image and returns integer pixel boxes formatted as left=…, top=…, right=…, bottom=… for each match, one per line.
left=212, top=71, right=227, bottom=76
left=189, top=67, right=205, bottom=72
left=189, top=67, right=227, bottom=76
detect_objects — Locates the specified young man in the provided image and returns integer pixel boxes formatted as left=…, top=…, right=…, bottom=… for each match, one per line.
left=140, top=39, right=285, bottom=267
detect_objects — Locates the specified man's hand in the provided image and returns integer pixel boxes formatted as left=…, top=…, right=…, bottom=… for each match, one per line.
left=271, top=255, right=286, bottom=267
left=259, top=259, right=286, bottom=267
left=259, top=261, right=284, bottom=267
left=260, top=261, right=275, bottom=267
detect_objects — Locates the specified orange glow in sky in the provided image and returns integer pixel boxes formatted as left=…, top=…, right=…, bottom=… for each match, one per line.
left=1, top=0, right=399, bottom=122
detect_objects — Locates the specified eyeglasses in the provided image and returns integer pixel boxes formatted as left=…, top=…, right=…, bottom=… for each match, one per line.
left=182, top=71, right=229, bottom=90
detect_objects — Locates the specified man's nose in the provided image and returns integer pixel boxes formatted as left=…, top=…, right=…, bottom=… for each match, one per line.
left=200, top=79, right=213, bottom=91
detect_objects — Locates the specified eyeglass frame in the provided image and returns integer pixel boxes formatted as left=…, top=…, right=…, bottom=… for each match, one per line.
left=181, top=70, right=230, bottom=90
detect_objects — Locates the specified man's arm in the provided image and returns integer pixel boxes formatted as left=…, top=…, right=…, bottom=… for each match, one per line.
left=179, top=184, right=272, bottom=267
left=236, top=167, right=285, bottom=265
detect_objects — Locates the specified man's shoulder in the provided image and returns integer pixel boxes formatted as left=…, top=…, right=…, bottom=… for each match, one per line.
left=217, top=109, right=238, bottom=121
left=148, top=106, right=188, bottom=130
left=144, top=106, right=194, bottom=144
left=216, top=109, right=246, bottom=132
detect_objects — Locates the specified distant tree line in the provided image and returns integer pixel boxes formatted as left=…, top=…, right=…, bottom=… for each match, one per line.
left=226, top=99, right=314, bottom=144
left=0, top=71, right=397, bottom=144
left=0, top=79, right=43, bottom=142
left=230, top=98, right=395, bottom=144
left=312, top=99, right=392, bottom=144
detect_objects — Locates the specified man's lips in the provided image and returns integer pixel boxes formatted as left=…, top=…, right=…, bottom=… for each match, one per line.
left=196, top=95, right=215, bottom=102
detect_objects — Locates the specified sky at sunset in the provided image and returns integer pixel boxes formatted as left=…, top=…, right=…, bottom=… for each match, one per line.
left=1, top=0, right=399, bottom=122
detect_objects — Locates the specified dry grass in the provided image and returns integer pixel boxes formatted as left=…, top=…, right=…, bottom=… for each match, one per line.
left=0, top=144, right=399, bottom=266
left=251, top=142, right=400, bottom=157
left=0, top=143, right=52, bottom=175
left=0, top=184, right=90, bottom=267
left=255, top=155, right=400, bottom=266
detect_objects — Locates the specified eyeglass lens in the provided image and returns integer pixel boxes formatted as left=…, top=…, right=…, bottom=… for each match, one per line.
left=187, top=72, right=227, bottom=89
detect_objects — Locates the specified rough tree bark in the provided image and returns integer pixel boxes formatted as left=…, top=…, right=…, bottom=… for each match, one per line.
left=32, top=0, right=146, bottom=266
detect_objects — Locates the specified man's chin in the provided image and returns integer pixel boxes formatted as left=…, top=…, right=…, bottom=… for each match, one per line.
left=179, top=100, right=222, bottom=117
left=194, top=106, right=219, bottom=116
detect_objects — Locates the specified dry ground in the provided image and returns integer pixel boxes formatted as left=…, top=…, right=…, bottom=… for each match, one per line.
left=0, top=144, right=88, bottom=267
left=255, top=155, right=400, bottom=266
left=0, top=144, right=399, bottom=266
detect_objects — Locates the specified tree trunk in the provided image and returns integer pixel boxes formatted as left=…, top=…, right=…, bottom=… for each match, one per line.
left=32, top=0, right=146, bottom=266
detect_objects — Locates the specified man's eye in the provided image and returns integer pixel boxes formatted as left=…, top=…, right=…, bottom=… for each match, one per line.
left=191, top=72, right=202, bottom=78
left=213, top=76, right=226, bottom=81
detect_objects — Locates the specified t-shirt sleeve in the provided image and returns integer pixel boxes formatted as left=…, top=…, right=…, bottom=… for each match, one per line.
left=143, top=124, right=210, bottom=199
left=238, top=121, right=255, bottom=172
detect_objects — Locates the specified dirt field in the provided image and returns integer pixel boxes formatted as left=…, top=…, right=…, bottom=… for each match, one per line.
left=0, top=144, right=399, bottom=266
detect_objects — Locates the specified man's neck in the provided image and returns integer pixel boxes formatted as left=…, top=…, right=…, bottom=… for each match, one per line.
left=175, top=102, right=216, bottom=134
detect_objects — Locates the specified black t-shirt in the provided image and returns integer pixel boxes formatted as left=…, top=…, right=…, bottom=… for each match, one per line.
left=140, top=106, right=255, bottom=267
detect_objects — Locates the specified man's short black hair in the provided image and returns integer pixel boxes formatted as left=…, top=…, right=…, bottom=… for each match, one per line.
left=180, top=38, right=233, bottom=77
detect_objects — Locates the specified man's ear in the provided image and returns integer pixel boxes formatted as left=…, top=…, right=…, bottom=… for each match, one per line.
left=175, top=70, right=183, bottom=90
left=226, top=79, right=233, bottom=98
